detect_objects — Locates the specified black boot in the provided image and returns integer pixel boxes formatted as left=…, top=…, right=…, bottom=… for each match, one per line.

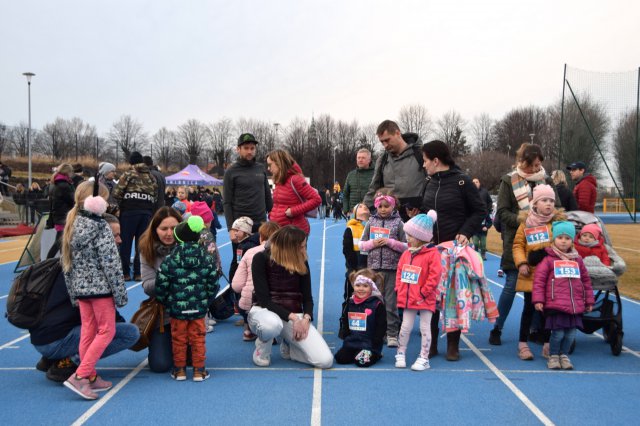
left=489, top=327, right=502, bottom=345
left=446, top=330, right=461, bottom=361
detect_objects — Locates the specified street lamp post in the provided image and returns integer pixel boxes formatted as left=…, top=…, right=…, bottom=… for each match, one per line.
left=333, top=145, right=337, bottom=186
left=22, top=72, right=35, bottom=188
left=529, top=133, right=535, bottom=144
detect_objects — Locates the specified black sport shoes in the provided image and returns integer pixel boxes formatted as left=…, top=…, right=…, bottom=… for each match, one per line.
left=489, top=328, right=502, bottom=346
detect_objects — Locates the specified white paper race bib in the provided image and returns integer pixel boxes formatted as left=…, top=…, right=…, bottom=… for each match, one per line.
left=370, top=226, right=390, bottom=240
left=553, top=260, right=580, bottom=279
left=348, top=312, right=367, bottom=331
left=236, top=249, right=243, bottom=263
left=525, top=226, right=550, bottom=244
left=400, top=264, right=422, bottom=284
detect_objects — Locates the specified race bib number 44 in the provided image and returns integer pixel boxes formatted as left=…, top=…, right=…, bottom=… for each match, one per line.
left=401, top=264, right=422, bottom=284
left=348, top=312, right=367, bottom=331
left=554, top=260, right=580, bottom=279
left=370, top=227, right=390, bottom=240
left=525, top=226, right=550, bottom=244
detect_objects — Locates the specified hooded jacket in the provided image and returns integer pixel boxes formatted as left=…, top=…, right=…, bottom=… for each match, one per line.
left=49, top=173, right=75, bottom=226
left=340, top=295, right=386, bottom=355
left=156, top=242, right=219, bottom=320
left=343, top=165, right=375, bottom=213
left=269, top=163, right=321, bottom=234
left=573, top=174, right=597, bottom=213
left=63, top=210, right=128, bottom=307
left=395, top=244, right=441, bottom=311
left=421, top=166, right=486, bottom=244
left=112, top=163, right=158, bottom=212
left=532, top=247, right=595, bottom=314
left=223, top=158, right=273, bottom=229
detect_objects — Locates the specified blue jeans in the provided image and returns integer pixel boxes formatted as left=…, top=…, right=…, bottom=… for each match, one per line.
left=495, top=269, right=518, bottom=330
left=34, top=323, right=139, bottom=362
left=148, top=324, right=173, bottom=373
left=549, top=327, right=577, bottom=355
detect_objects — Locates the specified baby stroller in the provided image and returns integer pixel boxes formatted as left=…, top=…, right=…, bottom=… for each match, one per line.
left=566, top=211, right=626, bottom=355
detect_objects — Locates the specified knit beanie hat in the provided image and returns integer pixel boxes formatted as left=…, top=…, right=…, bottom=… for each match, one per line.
left=190, top=201, right=213, bottom=224
left=552, top=221, right=576, bottom=240
left=531, top=184, right=555, bottom=206
left=129, top=151, right=143, bottom=165
left=171, top=200, right=187, bottom=215
left=580, top=223, right=602, bottom=241
left=231, top=216, right=253, bottom=235
left=98, top=162, right=116, bottom=176
left=174, top=215, right=205, bottom=243
left=403, top=210, right=437, bottom=243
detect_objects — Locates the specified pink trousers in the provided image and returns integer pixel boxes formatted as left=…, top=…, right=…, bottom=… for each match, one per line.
left=77, top=298, right=116, bottom=378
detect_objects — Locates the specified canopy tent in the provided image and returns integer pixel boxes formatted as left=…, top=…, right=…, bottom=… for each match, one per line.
left=165, top=164, right=223, bottom=186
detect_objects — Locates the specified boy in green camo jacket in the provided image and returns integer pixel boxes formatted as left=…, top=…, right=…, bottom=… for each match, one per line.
left=156, top=215, right=219, bottom=382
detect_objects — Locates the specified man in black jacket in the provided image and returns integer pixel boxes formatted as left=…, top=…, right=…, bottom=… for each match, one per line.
left=30, top=215, right=139, bottom=382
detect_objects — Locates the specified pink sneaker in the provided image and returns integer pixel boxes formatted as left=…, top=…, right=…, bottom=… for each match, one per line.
left=64, top=374, right=99, bottom=400
left=89, top=375, right=112, bottom=392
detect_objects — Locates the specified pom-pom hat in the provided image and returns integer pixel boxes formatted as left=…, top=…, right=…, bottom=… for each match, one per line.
left=174, top=215, right=205, bottom=243
left=531, top=184, right=555, bottom=206
left=403, top=210, right=437, bottom=243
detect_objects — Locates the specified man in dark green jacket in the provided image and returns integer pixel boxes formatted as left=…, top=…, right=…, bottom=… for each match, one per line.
left=342, top=148, right=374, bottom=216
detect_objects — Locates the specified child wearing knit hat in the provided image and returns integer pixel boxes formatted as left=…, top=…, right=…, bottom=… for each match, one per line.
left=532, top=221, right=594, bottom=370
left=575, top=223, right=611, bottom=266
left=156, top=215, right=220, bottom=382
left=394, top=211, right=442, bottom=371
left=512, top=184, right=566, bottom=361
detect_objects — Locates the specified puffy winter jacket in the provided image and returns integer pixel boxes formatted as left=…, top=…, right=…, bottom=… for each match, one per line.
left=112, top=163, right=158, bottom=212
left=341, top=296, right=386, bottom=355
left=64, top=210, right=128, bottom=307
left=343, top=166, right=374, bottom=213
left=575, top=240, right=611, bottom=266
left=49, top=174, right=75, bottom=226
left=269, top=163, right=321, bottom=234
left=532, top=247, right=595, bottom=314
left=359, top=211, right=406, bottom=270
left=573, top=174, right=597, bottom=213
left=231, top=243, right=266, bottom=311
left=512, top=210, right=567, bottom=292
left=421, top=166, right=486, bottom=244
left=395, top=245, right=441, bottom=311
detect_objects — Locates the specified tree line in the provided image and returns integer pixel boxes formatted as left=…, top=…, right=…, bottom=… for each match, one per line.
left=0, top=97, right=636, bottom=195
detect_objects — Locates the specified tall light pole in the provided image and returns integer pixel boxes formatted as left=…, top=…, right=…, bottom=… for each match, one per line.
left=529, top=133, right=535, bottom=144
left=23, top=72, right=35, bottom=188
left=333, top=145, right=337, bottom=186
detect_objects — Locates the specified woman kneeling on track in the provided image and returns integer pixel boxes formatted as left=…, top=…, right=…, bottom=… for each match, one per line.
left=248, top=225, right=333, bottom=368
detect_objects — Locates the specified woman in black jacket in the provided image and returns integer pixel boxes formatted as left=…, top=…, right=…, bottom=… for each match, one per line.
left=46, top=164, right=76, bottom=259
left=412, top=140, right=486, bottom=362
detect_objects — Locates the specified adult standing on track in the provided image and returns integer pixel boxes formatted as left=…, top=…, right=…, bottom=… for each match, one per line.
left=266, top=149, right=321, bottom=235
left=342, top=148, right=375, bottom=217
left=489, top=143, right=559, bottom=346
left=248, top=225, right=333, bottom=368
left=46, top=163, right=76, bottom=259
left=567, top=161, right=597, bottom=213
left=143, top=156, right=166, bottom=213
left=411, top=140, right=486, bottom=361
left=113, top=151, right=158, bottom=281
left=139, top=206, right=183, bottom=373
left=551, top=170, right=578, bottom=211
left=363, top=120, right=426, bottom=221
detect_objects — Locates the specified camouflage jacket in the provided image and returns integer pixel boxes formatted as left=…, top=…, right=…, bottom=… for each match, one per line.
left=156, top=242, right=219, bottom=320
left=112, top=163, right=158, bottom=213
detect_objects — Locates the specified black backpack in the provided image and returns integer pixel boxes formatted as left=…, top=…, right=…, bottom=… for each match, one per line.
left=208, top=284, right=236, bottom=320
left=5, top=258, right=62, bottom=329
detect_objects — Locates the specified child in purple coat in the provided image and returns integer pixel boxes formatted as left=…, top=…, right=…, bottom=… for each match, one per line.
left=532, top=221, right=594, bottom=370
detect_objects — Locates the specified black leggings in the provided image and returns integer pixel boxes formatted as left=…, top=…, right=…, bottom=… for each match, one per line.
left=519, top=292, right=534, bottom=342
left=334, top=346, right=381, bottom=368
left=46, top=230, right=63, bottom=259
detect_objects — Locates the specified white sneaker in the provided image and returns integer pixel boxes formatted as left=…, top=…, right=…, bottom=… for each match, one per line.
left=252, top=340, right=271, bottom=367
left=387, top=336, right=399, bottom=348
left=411, top=357, right=430, bottom=371
left=395, top=353, right=406, bottom=368
left=280, top=341, right=291, bottom=360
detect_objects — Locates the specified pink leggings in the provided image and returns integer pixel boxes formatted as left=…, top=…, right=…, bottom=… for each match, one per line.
left=77, top=298, right=116, bottom=378
left=398, top=309, right=433, bottom=359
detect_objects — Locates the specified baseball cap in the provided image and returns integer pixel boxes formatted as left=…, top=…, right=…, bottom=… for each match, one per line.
left=566, top=161, right=586, bottom=171
left=237, top=133, right=259, bottom=146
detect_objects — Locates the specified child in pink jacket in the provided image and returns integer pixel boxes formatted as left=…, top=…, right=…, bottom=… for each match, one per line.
left=394, top=211, right=442, bottom=371
left=231, top=222, right=280, bottom=341
left=532, top=221, right=594, bottom=371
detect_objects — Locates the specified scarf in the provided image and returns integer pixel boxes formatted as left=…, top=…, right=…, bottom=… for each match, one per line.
left=577, top=240, right=599, bottom=248
left=551, top=245, right=580, bottom=260
left=511, top=166, right=547, bottom=211
left=525, top=207, right=555, bottom=227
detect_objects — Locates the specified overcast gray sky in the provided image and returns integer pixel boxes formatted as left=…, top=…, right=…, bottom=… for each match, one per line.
left=1, top=0, right=638, bottom=135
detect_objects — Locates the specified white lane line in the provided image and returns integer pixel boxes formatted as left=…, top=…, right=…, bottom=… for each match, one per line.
left=0, top=260, right=17, bottom=266
left=462, top=334, right=555, bottom=426
left=310, top=220, right=328, bottom=426
left=613, top=245, right=640, bottom=253
left=0, top=295, right=7, bottom=299
left=0, top=334, right=30, bottom=350
left=71, top=358, right=148, bottom=426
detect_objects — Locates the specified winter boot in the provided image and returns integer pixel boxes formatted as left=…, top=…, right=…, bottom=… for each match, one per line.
left=446, top=330, right=461, bottom=361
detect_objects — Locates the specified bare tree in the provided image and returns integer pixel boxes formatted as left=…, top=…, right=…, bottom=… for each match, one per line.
left=177, top=119, right=207, bottom=165
left=207, top=118, right=233, bottom=172
left=398, top=103, right=433, bottom=141
left=10, top=123, right=30, bottom=158
left=108, top=115, right=147, bottom=160
left=470, top=113, right=495, bottom=153
left=0, top=123, right=10, bottom=159
left=436, top=110, right=470, bottom=157
left=612, top=110, right=636, bottom=197
left=235, top=118, right=278, bottom=163
left=493, top=106, right=550, bottom=159
left=283, top=118, right=309, bottom=165
left=153, top=127, right=174, bottom=170
left=458, top=150, right=513, bottom=192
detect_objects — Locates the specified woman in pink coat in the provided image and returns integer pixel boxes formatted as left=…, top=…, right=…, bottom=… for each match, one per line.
left=266, top=150, right=321, bottom=235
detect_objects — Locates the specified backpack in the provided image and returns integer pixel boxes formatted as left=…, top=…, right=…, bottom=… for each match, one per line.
left=376, top=132, right=424, bottom=188
left=208, top=284, right=236, bottom=320
left=5, top=258, right=62, bottom=329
